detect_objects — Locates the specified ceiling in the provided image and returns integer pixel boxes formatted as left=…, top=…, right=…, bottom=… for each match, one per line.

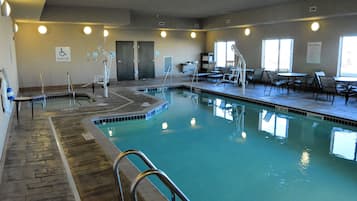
left=44, top=0, right=298, bottom=18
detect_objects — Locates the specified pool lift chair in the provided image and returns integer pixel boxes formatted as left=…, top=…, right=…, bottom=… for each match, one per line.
left=113, top=149, right=190, bottom=201
left=85, top=47, right=115, bottom=98
left=216, top=67, right=240, bottom=86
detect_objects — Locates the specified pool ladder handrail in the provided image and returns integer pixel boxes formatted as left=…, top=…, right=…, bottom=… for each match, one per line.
left=113, top=149, right=190, bottom=201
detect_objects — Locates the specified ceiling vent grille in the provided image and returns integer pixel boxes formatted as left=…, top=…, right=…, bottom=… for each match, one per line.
left=309, top=6, right=317, bottom=13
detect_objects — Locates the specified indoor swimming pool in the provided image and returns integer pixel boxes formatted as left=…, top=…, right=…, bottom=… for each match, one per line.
left=97, top=88, right=357, bottom=201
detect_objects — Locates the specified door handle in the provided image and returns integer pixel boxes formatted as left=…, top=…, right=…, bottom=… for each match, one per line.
left=117, top=60, right=122, bottom=63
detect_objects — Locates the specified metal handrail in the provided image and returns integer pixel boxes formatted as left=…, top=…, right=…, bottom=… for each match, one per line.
left=162, top=65, right=172, bottom=87
left=190, top=65, right=199, bottom=92
left=113, top=150, right=157, bottom=201
left=130, top=169, right=190, bottom=201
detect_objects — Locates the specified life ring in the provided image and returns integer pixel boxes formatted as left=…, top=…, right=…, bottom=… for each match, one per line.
left=7, top=87, right=14, bottom=101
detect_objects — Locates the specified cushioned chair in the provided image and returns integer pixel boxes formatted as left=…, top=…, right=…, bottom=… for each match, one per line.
left=319, top=76, right=338, bottom=104
left=264, top=71, right=288, bottom=95
left=247, top=68, right=264, bottom=87
left=313, top=71, right=326, bottom=99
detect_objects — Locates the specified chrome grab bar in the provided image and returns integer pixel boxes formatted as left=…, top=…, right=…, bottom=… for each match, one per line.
left=113, top=150, right=157, bottom=201
left=130, top=169, right=190, bottom=201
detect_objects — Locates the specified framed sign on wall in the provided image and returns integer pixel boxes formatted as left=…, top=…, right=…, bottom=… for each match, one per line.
left=55, top=47, right=71, bottom=62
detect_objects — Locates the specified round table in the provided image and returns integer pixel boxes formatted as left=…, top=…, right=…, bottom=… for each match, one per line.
left=334, top=77, right=357, bottom=104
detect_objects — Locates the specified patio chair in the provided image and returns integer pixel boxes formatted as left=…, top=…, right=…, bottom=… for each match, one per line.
left=247, top=68, right=264, bottom=87
left=319, top=76, right=339, bottom=104
left=313, top=71, right=325, bottom=99
left=264, top=71, right=288, bottom=95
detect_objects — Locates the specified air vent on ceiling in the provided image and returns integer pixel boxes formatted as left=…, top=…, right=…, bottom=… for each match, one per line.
left=309, top=6, right=317, bottom=13
left=158, top=21, right=166, bottom=27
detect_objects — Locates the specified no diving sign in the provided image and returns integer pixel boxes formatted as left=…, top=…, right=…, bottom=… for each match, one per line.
left=55, top=47, right=71, bottom=62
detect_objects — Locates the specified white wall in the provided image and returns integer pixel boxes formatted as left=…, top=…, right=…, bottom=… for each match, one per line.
left=0, top=16, right=19, bottom=167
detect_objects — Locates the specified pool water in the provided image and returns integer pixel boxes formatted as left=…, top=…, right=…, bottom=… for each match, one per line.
left=33, top=97, right=91, bottom=111
left=98, top=89, right=357, bottom=201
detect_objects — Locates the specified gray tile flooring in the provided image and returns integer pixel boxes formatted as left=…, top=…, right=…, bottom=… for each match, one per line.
left=0, top=77, right=356, bottom=201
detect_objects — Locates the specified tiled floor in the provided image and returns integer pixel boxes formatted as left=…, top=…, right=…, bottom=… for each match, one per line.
left=0, top=77, right=356, bottom=201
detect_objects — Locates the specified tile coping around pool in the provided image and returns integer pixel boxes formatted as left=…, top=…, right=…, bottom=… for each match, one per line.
left=187, top=85, right=357, bottom=127
left=92, top=85, right=357, bottom=127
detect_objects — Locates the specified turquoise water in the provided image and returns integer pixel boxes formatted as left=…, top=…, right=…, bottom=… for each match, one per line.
left=98, top=89, right=357, bottom=201
left=33, top=97, right=91, bottom=111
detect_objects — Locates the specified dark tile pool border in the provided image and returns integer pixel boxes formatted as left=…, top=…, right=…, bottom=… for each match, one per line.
left=184, top=85, right=357, bottom=127
left=92, top=101, right=168, bottom=125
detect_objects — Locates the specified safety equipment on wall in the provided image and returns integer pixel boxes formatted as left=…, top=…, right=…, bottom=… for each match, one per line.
left=7, top=87, right=14, bottom=100
left=0, top=68, right=13, bottom=113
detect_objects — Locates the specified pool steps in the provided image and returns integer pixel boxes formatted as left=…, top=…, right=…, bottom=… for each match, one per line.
left=93, top=101, right=168, bottom=125
left=113, top=150, right=190, bottom=201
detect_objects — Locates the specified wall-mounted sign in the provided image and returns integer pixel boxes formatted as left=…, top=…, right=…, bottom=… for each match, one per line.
left=306, top=42, right=322, bottom=64
left=55, top=47, right=71, bottom=62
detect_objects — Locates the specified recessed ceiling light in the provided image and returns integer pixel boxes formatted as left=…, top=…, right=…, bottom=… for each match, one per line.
left=244, top=28, right=251, bottom=36
left=311, top=22, right=320, bottom=32
left=38, top=25, right=47, bottom=34
left=83, top=26, right=92, bottom=35
left=103, top=29, right=109, bottom=37
left=14, top=23, right=18, bottom=32
left=160, top=31, right=167, bottom=38
left=2, top=1, right=11, bottom=16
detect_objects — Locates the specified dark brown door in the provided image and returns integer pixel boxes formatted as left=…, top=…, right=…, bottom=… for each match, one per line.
left=116, top=41, right=135, bottom=81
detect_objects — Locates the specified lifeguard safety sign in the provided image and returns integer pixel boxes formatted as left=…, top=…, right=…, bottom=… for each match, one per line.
left=55, top=47, right=71, bottom=62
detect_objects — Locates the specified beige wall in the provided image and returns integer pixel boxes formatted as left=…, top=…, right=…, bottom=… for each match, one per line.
left=203, top=0, right=357, bottom=29
left=103, top=29, right=205, bottom=78
left=15, top=23, right=105, bottom=87
left=15, top=22, right=206, bottom=87
left=206, top=15, right=357, bottom=76
left=0, top=17, right=19, bottom=165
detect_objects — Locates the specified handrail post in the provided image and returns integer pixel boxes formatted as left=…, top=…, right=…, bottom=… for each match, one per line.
left=130, top=169, right=190, bottom=201
left=113, top=150, right=157, bottom=201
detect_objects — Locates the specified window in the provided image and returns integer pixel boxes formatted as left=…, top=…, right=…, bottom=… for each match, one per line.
left=330, top=127, right=357, bottom=161
left=258, top=109, right=289, bottom=139
left=338, top=36, right=357, bottom=77
left=214, top=41, right=235, bottom=67
left=262, top=39, right=294, bottom=72
left=213, top=98, right=233, bottom=121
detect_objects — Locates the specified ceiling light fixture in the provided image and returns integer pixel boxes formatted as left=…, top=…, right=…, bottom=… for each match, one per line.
left=38, top=25, right=47, bottom=34
left=160, top=31, right=167, bottom=38
left=103, top=29, right=109, bottom=37
left=1, top=1, right=11, bottom=16
left=14, top=23, right=18, bottom=32
left=190, top=32, right=197, bottom=39
left=244, top=28, right=251, bottom=36
left=311, top=22, right=320, bottom=32
left=83, top=26, right=92, bottom=35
